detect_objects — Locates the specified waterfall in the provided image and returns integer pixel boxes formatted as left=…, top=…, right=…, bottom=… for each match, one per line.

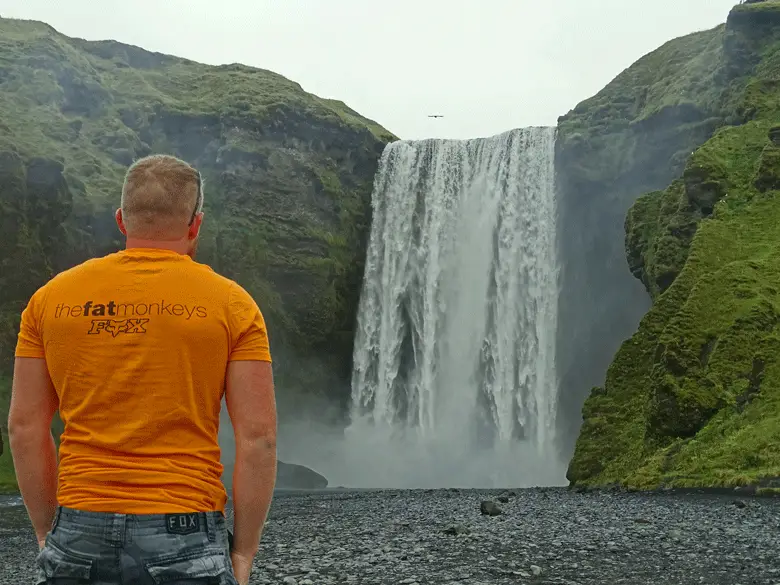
left=341, top=127, right=564, bottom=488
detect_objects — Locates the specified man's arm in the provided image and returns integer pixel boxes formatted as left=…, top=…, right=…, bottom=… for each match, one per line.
left=225, top=359, right=276, bottom=569
left=8, top=357, right=59, bottom=548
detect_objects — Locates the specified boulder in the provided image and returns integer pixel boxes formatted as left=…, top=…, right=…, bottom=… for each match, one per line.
left=276, top=461, right=328, bottom=490
left=480, top=500, right=502, bottom=516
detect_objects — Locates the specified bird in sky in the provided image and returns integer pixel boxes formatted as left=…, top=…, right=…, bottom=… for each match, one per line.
left=428, top=115, right=444, bottom=118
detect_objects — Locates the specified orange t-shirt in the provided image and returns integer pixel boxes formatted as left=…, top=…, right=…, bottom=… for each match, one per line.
left=14, top=247, right=272, bottom=514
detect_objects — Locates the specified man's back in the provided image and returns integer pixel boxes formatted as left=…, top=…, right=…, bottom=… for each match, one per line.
left=11, top=155, right=276, bottom=584
left=16, top=246, right=272, bottom=514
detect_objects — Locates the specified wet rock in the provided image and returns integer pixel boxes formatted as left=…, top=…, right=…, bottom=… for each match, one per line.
left=480, top=501, right=502, bottom=516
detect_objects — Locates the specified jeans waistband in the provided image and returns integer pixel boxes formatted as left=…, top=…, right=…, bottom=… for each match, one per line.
left=54, top=506, right=224, bottom=542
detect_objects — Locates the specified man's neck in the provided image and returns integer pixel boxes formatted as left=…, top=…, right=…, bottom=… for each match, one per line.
left=125, top=237, right=189, bottom=255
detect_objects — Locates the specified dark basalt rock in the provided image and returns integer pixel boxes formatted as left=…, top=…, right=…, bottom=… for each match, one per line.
left=480, top=500, right=502, bottom=516
left=276, top=461, right=328, bottom=490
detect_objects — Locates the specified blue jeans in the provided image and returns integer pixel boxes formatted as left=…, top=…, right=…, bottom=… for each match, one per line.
left=35, top=506, right=239, bottom=584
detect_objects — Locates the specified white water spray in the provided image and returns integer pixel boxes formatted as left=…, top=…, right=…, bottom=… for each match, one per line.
left=299, top=127, right=565, bottom=488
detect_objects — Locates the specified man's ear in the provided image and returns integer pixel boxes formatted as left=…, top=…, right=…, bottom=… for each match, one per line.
left=188, top=212, right=204, bottom=240
left=115, top=208, right=128, bottom=236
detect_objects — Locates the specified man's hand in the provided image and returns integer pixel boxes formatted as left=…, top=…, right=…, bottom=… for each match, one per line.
left=38, top=537, right=46, bottom=551
left=231, top=551, right=253, bottom=585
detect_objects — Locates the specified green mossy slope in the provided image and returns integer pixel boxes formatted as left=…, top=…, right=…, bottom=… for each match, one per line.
left=568, top=1, right=780, bottom=490
left=554, top=22, right=740, bottom=455
left=0, top=16, right=397, bottom=489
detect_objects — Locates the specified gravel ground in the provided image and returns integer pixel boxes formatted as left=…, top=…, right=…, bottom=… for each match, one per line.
left=2, top=488, right=780, bottom=585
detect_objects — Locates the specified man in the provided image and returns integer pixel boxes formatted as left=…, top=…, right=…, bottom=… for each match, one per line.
left=8, top=154, right=277, bottom=585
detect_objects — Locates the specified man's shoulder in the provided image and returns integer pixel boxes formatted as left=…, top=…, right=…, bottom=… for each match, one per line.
left=21, top=256, right=111, bottom=313
left=174, top=260, right=255, bottom=306
left=45, top=253, right=121, bottom=285
left=54, top=253, right=226, bottom=281
left=39, top=254, right=249, bottom=303
left=189, top=260, right=242, bottom=291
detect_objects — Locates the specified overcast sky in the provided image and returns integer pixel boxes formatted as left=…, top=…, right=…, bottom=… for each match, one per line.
left=4, top=0, right=738, bottom=140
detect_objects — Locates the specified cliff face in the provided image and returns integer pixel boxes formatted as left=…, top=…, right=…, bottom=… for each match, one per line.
left=567, top=1, right=780, bottom=489
left=0, top=17, right=396, bottom=443
left=555, top=25, right=729, bottom=456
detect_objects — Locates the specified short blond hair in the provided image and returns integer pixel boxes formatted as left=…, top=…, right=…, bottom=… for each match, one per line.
left=120, top=154, right=203, bottom=239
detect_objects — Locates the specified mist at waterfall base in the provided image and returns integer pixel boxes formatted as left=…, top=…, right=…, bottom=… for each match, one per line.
left=220, top=127, right=568, bottom=490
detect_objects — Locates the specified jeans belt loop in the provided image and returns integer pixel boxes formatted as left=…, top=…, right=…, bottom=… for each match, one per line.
left=206, top=512, right=216, bottom=543
left=51, top=506, right=62, bottom=534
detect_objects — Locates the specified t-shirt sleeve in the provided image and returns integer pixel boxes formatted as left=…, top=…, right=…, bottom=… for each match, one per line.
left=228, top=283, right=272, bottom=362
left=15, top=285, right=47, bottom=359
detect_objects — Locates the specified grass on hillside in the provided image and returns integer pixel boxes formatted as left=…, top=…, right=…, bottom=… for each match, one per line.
left=0, top=375, right=16, bottom=494
left=0, top=18, right=396, bottom=154
left=557, top=26, right=725, bottom=139
left=625, top=115, right=772, bottom=299
left=556, top=24, right=729, bottom=194
left=731, top=0, right=780, bottom=16
left=0, top=15, right=396, bottom=234
left=569, top=120, right=780, bottom=489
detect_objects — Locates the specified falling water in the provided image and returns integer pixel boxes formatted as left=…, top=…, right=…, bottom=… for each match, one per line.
left=336, top=127, right=564, bottom=488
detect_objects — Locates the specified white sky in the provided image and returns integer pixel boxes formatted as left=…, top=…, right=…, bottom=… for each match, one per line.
left=4, top=0, right=738, bottom=140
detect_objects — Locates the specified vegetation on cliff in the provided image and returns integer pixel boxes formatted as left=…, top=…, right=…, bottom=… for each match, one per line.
left=0, top=17, right=396, bottom=491
left=568, top=1, right=780, bottom=490
left=554, top=22, right=731, bottom=456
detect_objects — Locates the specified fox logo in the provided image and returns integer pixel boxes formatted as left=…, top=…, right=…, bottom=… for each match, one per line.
left=88, top=319, right=149, bottom=337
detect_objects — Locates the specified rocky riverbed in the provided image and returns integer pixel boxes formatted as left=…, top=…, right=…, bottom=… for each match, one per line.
left=1, top=488, right=779, bottom=584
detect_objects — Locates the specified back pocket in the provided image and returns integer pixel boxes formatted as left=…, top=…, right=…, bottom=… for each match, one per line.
left=144, top=549, right=232, bottom=584
left=35, top=540, right=93, bottom=584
